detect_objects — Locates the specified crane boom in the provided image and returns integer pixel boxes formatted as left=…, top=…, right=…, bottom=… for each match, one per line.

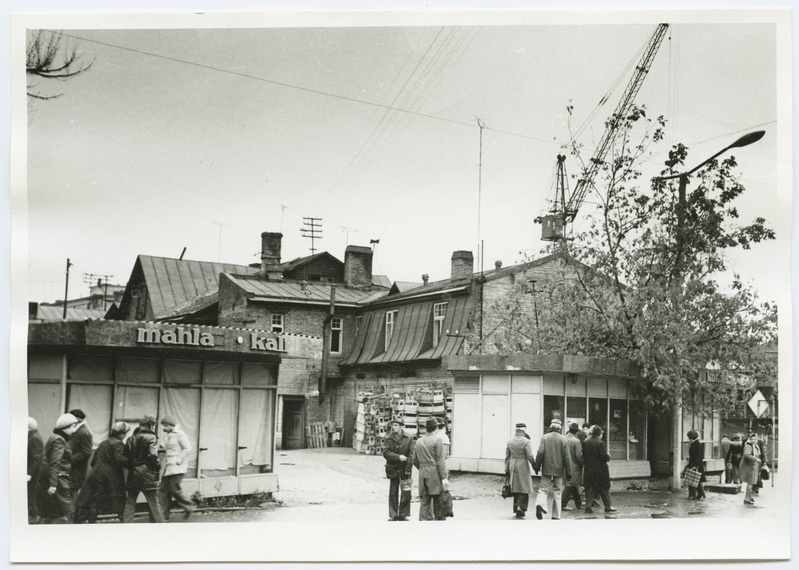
left=538, top=23, right=669, bottom=241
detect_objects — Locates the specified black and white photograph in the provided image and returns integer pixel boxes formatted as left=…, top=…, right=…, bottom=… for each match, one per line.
left=7, top=4, right=794, bottom=565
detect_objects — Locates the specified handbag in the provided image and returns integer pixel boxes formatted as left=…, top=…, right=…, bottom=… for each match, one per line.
left=501, top=475, right=511, bottom=499
left=683, top=466, right=701, bottom=488
left=438, top=490, right=454, bottom=518
left=760, top=466, right=770, bottom=481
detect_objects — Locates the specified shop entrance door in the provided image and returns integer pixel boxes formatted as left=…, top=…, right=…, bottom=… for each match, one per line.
left=282, top=398, right=304, bottom=450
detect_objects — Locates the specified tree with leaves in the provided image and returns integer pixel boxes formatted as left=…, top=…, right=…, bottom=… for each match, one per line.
left=473, top=105, right=777, bottom=491
left=26, top=30, right=94, bottom=100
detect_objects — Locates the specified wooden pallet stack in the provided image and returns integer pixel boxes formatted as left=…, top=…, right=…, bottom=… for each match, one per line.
left=306, top=422, right=327, bottom=448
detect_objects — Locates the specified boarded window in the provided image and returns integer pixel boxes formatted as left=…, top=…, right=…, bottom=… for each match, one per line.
left=453, top=376, right=479, bottom=394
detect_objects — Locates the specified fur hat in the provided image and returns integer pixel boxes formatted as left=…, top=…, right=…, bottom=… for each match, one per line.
left=160, top=415, right=177, bottom=426
left=425, top=417, right=438, bottom=432
left=55, top=413, right=78, bottom=430
left=28, top=417, right=38, bottom=431
left=68, top=409, right=86, bottom=420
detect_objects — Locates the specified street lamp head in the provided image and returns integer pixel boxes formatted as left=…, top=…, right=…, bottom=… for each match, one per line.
left=729, top=130, right=765, bottom=150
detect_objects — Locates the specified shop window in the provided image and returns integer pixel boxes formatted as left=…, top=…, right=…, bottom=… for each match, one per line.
left=238, top=389, right=276, bottom=475
left=68, top=384, right=113, bottom=443
left=203, top=361, right=240, bottom=385
left=384, top=310, right=397, bottom=351
left=432, top=302, right=447, bottom=348
left=161, top=387, right=201, bottom=477
left=200, top=389, right=239, bottom=478
left=28, top=383, right=62, bottom=434
left=543, top=374, right=564, bottom=394
left=164, top=360, right=202, bottom=384
left=543, top=395, right=565, bottom=431
left=69, top=355, right=114, bottom=383
left=28, top=353, right=63, bottom=382
left=330, top=317, right=342, bottom=354
left=608, top=399, right=628, bottom=460
left=114, top=385, right=160, bottom=424
left=241, top=363, right=277, bottom=386
left=629, top=399, right=647, bottom=460
left=270, top=315, right=284, bottom=333
left=588, top=397, right=608, bottom=432
left=116, top=357, right=160, bottom=383
left=566, top=396, right=587, bottom=427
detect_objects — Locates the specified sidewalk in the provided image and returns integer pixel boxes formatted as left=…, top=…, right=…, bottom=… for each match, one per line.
left=178, top=447, right=781, bottom=523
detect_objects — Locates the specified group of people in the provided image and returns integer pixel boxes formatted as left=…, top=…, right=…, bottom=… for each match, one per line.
left=382, top=416, right=450, bottom=521
left=27, top=410, right=197, bottom=524
left=506, top=419, right=617, bottom=520
left=719, top=432, right=769, bottom=504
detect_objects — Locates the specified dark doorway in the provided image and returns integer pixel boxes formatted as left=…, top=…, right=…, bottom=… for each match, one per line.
left=282, top=398, right=305, bottom=450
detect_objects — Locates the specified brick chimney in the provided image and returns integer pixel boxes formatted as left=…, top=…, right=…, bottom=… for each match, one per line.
left=260, top=232, right=283, bottom=280
left=344, top=245, right=373, bottom=288
left=451, top=250, right=474, bottom=280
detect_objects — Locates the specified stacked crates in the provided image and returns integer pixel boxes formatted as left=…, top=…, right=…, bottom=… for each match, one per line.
left=352, top=387, right=452, bottom=454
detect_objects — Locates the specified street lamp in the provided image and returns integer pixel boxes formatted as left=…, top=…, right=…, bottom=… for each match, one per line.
left=655, top=130, right=765, bottom=492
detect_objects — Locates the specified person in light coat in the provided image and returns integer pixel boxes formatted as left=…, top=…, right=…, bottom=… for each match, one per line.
left=740, top=432, right=762, bottom=505
left=158, top=415, right=196, bottom=521
left=533, top=418, right=571, bottom=520
left=411, top=417, right=450, bottom=521
left=505, top=423, right=535, bottom=518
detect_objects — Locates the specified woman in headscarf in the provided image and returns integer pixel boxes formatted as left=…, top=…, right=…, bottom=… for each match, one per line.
left=37, top=413, right=79, bottom=524
left=686, top=430, right=707, bottom=500
left=77, top=421, right=130, bottom=522
left=740, top=432, right=762, bottom=505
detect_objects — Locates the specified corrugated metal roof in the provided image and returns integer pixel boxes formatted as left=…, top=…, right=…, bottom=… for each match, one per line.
left=34, top=306, right=106, bottom=321
left=226, top=274, right=389, bottom=306
left=139, top=255, right=257, bottom=318
left=340, top=294, right=472, bottom=366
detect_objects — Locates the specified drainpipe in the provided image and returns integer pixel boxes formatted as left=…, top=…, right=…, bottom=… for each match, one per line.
left=319, top=285, right=336, bottom=402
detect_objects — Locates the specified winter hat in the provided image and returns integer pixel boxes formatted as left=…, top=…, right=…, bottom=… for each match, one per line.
left=68, top=409, right=86, bottom=420
left=425, top=417, right=438, bottom=432
left=160, top=415, right=177, bottom=426
left=55, top=413, right=78, bottom=430
left=549, top=418, right=562, bottom=429
left=28, top=417, right=38, bottom=431
left=568, top=421, right=579, bottom=432
left=389, top=418, right=403, bottom=426
left=515, top=423, right=527, bottom=429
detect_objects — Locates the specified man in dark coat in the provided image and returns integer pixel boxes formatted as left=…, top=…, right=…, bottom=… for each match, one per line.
left=411, top=417, right=450, bottom=521
left=582, top=425, right=617, bottom=514
left=533, top=418, right=571, bottom=520
left=68, top=408, right=94, bottom=522
left=122, top=416, right=165, bottom=523
left=726, top=434, right=744, bottom=484
left=561, top=421, right=584, bottom=511
left=38, top=413, right=79, bottom=524
left=382, top=419, right=415, bottom=521
left=27, top=417, right=45, bottom=523
left=685, top=430, right=707, bottom=499
left=505, top=423, right=535, bottom=518
left=720, top=434, right=732, bottom=484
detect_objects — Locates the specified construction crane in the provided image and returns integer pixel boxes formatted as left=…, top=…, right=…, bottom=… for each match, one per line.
left=535, top=23, right=670, bottom=242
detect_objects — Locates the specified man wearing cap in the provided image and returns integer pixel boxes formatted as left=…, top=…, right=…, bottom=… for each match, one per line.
left=582, top=425, right=617, bottom=513
left=123, top=415, right=165, bottom=523
left=505, top=423, right=535, bottom=518
left=382, top=418, right=415, bottom=521
left=27, top=417, right=44, bottom=523
left=38, top=412, right=79, bottom=523
left=158, top=415, right=196, bottom=520
left=411, top=417, right=450, bottom=521
left=561, top=421, right=584, bottom=511
left=68, top=409, right=94, bottom=522
left=532, top=418, right=571, bottom=520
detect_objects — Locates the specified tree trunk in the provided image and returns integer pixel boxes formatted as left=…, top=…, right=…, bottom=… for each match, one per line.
left=670, top=394, right=683, bottom=491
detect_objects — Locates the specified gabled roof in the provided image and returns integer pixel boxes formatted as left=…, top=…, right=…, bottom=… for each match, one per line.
left=372, top=274, right=392, bottom=289
left=224, top=274, right=389, bottom=307
left=389, top=281, right=424, bottom=295
left=125, top=255, right=259, bottom=319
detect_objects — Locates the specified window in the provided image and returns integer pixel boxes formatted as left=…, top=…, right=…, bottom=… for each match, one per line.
left=330, top=317, right=342, bottom=354
left=270, top=314, right=284, bottom=333
left=384, top=310, right=398, bottom=351
left=354, top=316, right=361, bottom=336
left=432, top=302, right=448, bottom=347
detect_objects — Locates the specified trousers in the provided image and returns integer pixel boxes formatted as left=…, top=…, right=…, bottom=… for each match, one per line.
left=159, top=474, right=195, bottom=519
left=388, top=477, right=411, bottom=520
left=122, top=487, right=165, bottom=523
left=512, top=493, right=529, bottom=515
left=562, top=485, right=582, bottom=508
left=535, top=475, right=563, bottom=519
left=585, top=486, right=612, bottom=510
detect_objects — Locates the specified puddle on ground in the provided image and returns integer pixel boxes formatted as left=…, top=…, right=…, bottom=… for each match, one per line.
left=650, top=513, right=671, bottom=518
left=279, top=462, right=295, bottom=466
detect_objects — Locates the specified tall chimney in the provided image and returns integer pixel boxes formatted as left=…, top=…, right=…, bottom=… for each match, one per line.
left=344, top=245, right=373, bottom=288
left=451, top=250, right=474, bottom=280
left=260, top=232, right=283, bottom=279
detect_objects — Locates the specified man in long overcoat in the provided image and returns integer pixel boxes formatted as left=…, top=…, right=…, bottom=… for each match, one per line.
left=533, top=418, right=571, bottom=520
left=582, top=425, right=617, bottom=514
left=38, top=413, right=79, bottom=524
left=78, top=421, right=130, bottom=522
left=27, top=417, right=44, bottom=523
left=412, top=417, right=450, bottom=521
left=561, top=421, right=584, bottom=511
left=505, top=423, right=535, bottom=518
left=68, top=409, right=94, bottom=522
left=382, top=419, right=415, bottom=521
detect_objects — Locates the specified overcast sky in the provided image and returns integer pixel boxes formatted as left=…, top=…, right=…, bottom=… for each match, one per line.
left=21, top=14, right=787, bottom=305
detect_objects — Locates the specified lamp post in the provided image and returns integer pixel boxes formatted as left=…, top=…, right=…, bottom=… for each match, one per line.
left=656, top=130, right=765, bottom=492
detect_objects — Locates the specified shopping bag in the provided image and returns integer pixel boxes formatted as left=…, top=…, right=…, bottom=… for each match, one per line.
left=439, top=490, right=454, bottom=518
left=684, top=467, right=701, bottom=488
left=501, top=475, right=511, bottom=499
